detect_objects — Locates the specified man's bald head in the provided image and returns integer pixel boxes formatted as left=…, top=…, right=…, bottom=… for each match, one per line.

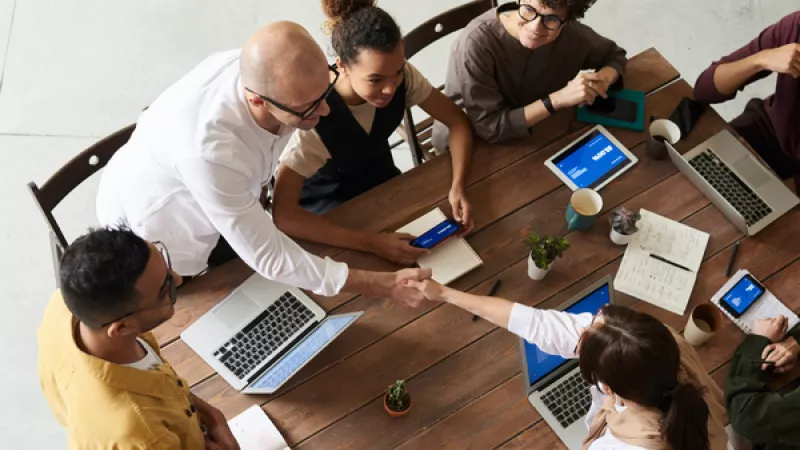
left=240, top=21, right=328, bottom=100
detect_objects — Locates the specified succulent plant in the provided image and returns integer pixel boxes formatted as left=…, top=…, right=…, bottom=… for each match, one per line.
left=610, top=207, right=641, bottom=235
left=525, top=232, right=570, bottom=270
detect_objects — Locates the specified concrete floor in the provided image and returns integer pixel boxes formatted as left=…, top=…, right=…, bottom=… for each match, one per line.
left=0, top=0, right=796, bottom=446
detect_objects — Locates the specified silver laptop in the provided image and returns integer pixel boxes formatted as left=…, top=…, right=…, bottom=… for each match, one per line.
left=666, top=129, right=799, bottom=235
left=519, top=276, right=614, bottom=450
left=182, top=274, right=362, bottom=393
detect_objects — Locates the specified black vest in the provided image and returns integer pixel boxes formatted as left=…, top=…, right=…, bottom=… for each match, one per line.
left=299, top=81, right=406, bottom=214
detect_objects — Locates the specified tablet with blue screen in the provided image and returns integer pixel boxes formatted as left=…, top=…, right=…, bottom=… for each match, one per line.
left=544, top=125, right=638, bottom=191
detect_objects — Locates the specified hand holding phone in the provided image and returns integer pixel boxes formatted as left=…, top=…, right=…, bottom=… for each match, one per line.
left=410, top=219, right=463, bottom=249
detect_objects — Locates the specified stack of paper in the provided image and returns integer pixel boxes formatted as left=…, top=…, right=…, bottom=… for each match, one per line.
left=614, top=209, right=709, bottom=315
left=397, top=208, right=483, bottom=285
left=227, top=405, right=289, bottom=450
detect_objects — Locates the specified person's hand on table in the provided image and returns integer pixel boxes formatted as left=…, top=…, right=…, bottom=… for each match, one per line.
left=756, top=43, right=800, bottom=78
left=753, top=315, right=789, bottom=342
left=448, top=186, right=474, bottom=233
left=402, top=278, right=448, bottom=303
left=192, top=394, right=240, bottom=450
left=762, top=335, right=800, bottom=373
left=551, top=72, right=608, bottom=109
left=367, top=232, right=428, bottom=265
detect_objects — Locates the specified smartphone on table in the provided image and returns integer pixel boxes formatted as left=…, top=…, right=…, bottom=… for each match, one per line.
left=719, top=274, right=766, bottom=318
left=587, top=96, right=638, bottom=123
left=410, top=219, right=463, bottom=249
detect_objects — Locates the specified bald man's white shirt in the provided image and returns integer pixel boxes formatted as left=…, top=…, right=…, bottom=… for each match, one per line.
left=96, top=49, right=349, bottom=296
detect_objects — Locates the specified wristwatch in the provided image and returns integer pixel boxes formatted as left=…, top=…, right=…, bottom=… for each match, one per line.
left=541, top=95, right=556, bottom=115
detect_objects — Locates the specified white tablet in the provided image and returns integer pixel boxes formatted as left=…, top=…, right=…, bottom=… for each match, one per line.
left=544, top=125, right=638, bottom=191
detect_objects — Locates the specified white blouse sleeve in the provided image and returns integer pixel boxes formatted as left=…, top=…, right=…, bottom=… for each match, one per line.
left=507, top=303, right=594, bottom=358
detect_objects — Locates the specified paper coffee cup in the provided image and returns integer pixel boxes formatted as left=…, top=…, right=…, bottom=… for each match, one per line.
left=684, top=303, right=721, bottom=347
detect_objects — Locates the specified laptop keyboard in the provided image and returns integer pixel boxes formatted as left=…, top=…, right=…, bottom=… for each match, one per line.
left=540, top=372, right=592, bottom=429
left=688, top=150, right=772, bottom=226
left=213, top=292, right=314, bottom=379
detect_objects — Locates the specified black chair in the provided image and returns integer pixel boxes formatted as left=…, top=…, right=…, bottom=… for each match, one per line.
left=28, top=124, right=135, bottom=286
left=400, top=0, right=498, bottom=166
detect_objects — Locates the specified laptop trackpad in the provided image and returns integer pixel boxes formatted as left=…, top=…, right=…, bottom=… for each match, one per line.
left=733, top=157, right=771, bottom=188
left=214, top=295, right=260, bottom=330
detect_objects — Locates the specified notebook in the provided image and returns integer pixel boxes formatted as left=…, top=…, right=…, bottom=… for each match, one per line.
left=711, top=269, right=799, bottom=334
left=614, top=209, right=709, bottom=315
left=397, top=208, right=483, bottom=284
left=227, top=405, right=289, bottom=450
left=576, top=89, right=646, bottom=132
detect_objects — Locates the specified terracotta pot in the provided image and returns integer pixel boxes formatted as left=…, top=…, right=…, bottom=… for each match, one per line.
left=384, top=394, right=412, bottom=417
left=527, top=255, right=551, bottom=281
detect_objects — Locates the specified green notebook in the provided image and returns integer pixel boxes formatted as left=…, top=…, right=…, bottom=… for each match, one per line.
left=577, top=89, right=645, bottom=132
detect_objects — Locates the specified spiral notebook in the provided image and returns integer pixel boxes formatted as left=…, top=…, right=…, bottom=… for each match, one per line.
left=397, top=208, right=483, bottom=285
left=614, top=209, right=709, bottom=315
left=710, top=269, right=799, bottom=334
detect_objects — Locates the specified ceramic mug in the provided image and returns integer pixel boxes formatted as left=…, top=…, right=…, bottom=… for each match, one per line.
left=646, top=118, right=681, bottom=160
left=566, top=189, right=603, bottom=232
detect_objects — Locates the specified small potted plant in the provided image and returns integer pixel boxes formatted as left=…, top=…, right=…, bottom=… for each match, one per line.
left=384, top=380, right=411, bottom=417
left=525, top=232, right=569, bottom=280
left=609, top=207, right=641, bottom=246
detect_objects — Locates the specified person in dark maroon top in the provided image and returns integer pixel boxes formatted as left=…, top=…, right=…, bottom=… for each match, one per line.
left=694, top=11, right=800, bottom=193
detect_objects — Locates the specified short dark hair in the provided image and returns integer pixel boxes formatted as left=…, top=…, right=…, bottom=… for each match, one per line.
left=59, top=226, right=151, bottom=328
left=322, top=0, right=402, bottom=65
left=579, top=306, right=710, bottom=450
left=540, top=0, right=597, bottom=20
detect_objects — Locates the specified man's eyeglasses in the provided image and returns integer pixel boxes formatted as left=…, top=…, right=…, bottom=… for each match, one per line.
left=99, top=241, right=177, bottom=328
left=245, top=64, right=340, bottom=120
left=517, top=3, right=566, bottom=31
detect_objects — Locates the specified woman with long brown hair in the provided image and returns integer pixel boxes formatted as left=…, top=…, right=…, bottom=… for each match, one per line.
left=405, top=279, right=731, bottom=449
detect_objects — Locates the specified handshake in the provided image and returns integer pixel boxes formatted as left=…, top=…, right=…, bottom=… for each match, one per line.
left=373, top=268, right=450, bottom=308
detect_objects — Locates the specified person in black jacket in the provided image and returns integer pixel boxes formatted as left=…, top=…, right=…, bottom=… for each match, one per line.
left=727, top=315, right=800, bottom=450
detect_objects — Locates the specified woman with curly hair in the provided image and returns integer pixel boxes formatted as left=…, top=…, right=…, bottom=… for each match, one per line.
left=273, top=0, right=474, bottom=266
left=432, top=0, right=628, bottom=147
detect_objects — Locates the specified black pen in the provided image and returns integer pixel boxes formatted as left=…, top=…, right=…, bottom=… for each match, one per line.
left=649, top=253, right=692, bottom=272
left=473, top=279, right=502, bottom=322
left=726, top=240, right=740, bottom=277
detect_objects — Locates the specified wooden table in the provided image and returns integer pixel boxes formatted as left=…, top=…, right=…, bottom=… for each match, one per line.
left=154, top=49, right=800, bottom=449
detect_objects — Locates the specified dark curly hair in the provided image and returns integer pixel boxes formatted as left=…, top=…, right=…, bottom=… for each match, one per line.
left=60, top=226, right=151, bottom=328
left=321, top=0, right=402, bottom=64
left=537, top=0, right=597, bottom=20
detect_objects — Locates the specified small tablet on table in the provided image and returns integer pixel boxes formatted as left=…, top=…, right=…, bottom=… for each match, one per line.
left=544, top=125, right=638, bottom=191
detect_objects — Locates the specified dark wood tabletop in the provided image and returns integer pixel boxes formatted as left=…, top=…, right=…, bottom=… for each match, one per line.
left=153, top=48, right=800, bottom=449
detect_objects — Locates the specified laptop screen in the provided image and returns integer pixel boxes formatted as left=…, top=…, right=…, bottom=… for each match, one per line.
left=524, top=283, right=611, bottom=388
left=248, top=314, right=358, bottom=392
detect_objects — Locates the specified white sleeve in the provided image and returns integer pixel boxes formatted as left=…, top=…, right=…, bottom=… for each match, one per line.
left=174, top=155, right=349, bottom=296
left=507, top=303, right=593, bottom=358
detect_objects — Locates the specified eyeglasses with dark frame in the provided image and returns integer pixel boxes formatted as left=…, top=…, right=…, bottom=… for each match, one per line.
left=517, top=3, right=567, bottom=31
left=99, top=241, right=177, bottom=328
left=245, top=64, right=340, bottom=120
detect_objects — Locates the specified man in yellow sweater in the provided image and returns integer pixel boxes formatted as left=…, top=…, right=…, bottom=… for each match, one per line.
left=38, top=226, right=239, bottom=449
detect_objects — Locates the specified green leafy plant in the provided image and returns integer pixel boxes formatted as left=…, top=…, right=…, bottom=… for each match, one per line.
left=610, top=207, right=641, bottom=235
left=386, top=380, right=410, bottom=412
left=525, top=232, right=569, bottom=270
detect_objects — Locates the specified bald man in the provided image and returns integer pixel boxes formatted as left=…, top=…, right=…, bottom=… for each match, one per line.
left=96, top=22, right=430, bottom=305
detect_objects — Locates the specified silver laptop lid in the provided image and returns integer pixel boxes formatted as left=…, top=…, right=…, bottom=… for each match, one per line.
left=666, top=140, right=749, bottom=233
left=519, top=275, right=614, bottom=397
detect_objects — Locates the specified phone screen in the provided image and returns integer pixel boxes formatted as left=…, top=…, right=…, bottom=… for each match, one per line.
left=720, top=274, right=766, bottom=318
left=410, top=219, right=462, bottom=249
left=587, top=97, right=638, bottom=123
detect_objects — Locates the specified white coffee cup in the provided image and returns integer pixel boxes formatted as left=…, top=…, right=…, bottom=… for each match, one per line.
left=683, top=303, right=721, bottom=347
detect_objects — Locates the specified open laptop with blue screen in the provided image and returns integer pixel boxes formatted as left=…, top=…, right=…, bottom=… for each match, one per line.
left=182, top=274, right=362, bottom=394
left=519, top=275, right=614, bottom=449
